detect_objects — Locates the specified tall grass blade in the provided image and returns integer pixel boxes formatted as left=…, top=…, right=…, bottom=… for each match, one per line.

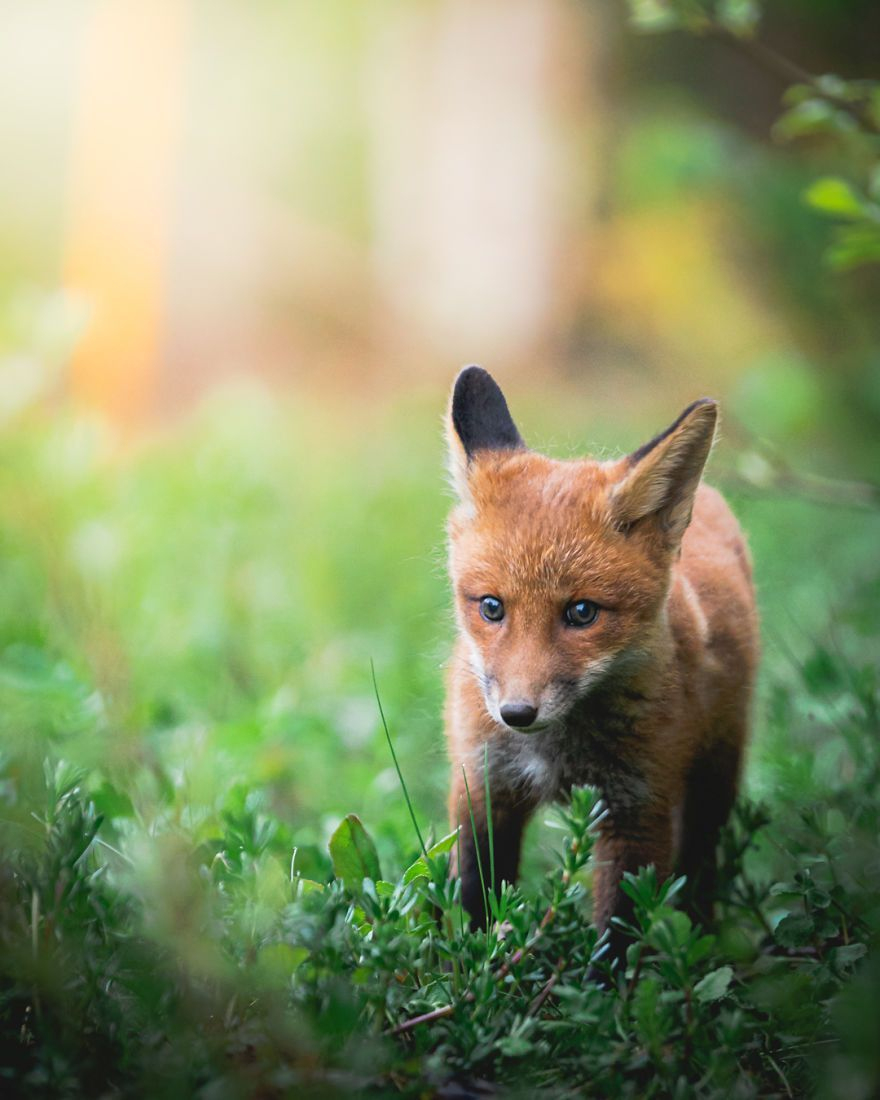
left=483, top=743, right=495, bottom=898
left=370, top=659, right=427, bottom=858
left=461, top=764, right=489, bottom=936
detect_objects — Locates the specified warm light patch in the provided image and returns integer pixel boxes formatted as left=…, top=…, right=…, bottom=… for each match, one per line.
left=63, top=0, right=190, bottom=427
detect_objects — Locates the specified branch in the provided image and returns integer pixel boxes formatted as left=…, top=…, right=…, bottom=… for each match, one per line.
left=719, top=415, right=880, bottom=511
left=709, top=22, right=880, bottom=137
left=391, top=1002, right=455, bottom=1035
left=527, top=954, right=567, bottom=1017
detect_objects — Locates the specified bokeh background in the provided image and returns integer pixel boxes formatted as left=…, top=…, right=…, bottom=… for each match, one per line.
left=1, top=0, right=879, bottom=875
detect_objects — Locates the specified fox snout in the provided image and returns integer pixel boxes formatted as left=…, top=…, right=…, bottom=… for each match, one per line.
left=479, top=667, right=583, bottom=732
left=476, top=669, right=546, bottom=731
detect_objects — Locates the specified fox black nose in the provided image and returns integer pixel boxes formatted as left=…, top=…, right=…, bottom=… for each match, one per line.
left=500, top=702, right=538, bottom=728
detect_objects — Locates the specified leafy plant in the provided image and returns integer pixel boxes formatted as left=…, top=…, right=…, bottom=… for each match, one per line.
left=626, top=0, right=880, bottom=270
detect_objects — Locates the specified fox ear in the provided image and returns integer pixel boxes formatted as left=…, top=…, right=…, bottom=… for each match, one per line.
left=609, top=399, right=718, bottom=544
left=446, top=366, right=525, bottom=499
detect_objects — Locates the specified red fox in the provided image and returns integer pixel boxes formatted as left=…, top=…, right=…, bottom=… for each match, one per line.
left=444, top=366, right=758, bottom=968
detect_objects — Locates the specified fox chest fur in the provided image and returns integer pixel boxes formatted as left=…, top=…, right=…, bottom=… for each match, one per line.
left=443, top=367, right=758, bottom=964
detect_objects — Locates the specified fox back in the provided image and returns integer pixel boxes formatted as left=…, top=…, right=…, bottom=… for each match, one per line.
left=444, top=367, right=758, bottom=963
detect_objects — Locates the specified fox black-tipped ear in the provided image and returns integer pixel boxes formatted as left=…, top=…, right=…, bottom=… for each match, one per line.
left=447, top=366, right=525, bottom=501
left=609, top=399, right=718, bottom=545
left=450, top=366, right=525, bottom=458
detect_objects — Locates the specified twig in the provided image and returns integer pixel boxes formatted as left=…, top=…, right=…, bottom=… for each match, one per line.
left=765, top=1051, right=794, bottom=1099
left=625, top=944, right=645, bottom=999
left=721, top=467, right=880, bottom=511
left=527, top=955, right=567, bottom=1017
left=719, top=415, right=880, bottom=511
left=391, top=1002, right=456, bottom=1035
left=494, top=904, right=557, bottom=984
left=683, top=986, right=694, bottom=1067
left=709, top=22, right=880, bottom=137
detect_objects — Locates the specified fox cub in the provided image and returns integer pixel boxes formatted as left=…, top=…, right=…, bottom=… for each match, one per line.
left=444, top=366, right=758, bottom=964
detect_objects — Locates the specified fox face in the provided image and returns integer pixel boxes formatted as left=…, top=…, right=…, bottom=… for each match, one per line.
left=447, top=367, right=717, bottom=734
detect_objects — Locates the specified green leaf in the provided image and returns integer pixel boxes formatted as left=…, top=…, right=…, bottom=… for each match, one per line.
left=687, top=934, right=717, bottom=967
left=627, top=0, right=682, bottom=33
left=402, top=828, right=459, bottom=884
left=815, top=74, right=849, bottom=100
left=807, top=886, right=831, bottom=909
left=774, top=912, right=815, bottom=948
left=257, top=942, right=308, bottom=977
left=627, top=0, right=714, bottom=33
left=694, top=965, right=733, bottom=1003
left=92, top=780, right=135, bottom=819
left=827, top=223, right=880, bottom=270
left=830, top=943, right=867, bottom=972
left=633, top=977, right=664, bottom=1050
left=293, top=877, right=324, bottom=897
left=498, top=1034, right=533, bottom=1058
left=801, top=647, right=844, bottom=695
left=328, top=814, right=381, bottom=888
left=804, top=177, right=865, bottom=220
left=781, top=83, right=815, bottom=107
left=774, top=99, right=850, bottom=141
left=717, top=0, right=759, bottom=36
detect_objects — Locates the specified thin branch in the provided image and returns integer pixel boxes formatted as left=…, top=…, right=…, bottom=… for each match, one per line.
left=721, top=468, right=880, bottom=510
left=710, top=23, right=880, bottom=137
left=494, top=904, right=557, bottom=984
left=391, top=1003, right=455, bottom=1035
left=527, top=955, right=567, bottom=1017
left=719, top=415, right=880, bottom=511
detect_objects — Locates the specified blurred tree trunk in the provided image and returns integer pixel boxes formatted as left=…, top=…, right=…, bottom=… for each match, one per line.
left=367, top=0, right=602, bottom=371
left=64, top=0, right=189, bottom=427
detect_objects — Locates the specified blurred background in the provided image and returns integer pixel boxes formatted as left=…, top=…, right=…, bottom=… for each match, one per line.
left=0, top=0, right=878, bottom=865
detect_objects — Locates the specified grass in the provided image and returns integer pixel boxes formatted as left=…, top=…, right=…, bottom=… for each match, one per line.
left=0, top=383, right=878, bottom=1096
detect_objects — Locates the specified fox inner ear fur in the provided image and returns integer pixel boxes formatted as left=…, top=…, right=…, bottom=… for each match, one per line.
left=609, top=399, right=718, bottom=544
left=447, top=366, right=525, bottom=499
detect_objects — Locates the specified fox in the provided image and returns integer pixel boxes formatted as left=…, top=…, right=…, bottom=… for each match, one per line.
left=444, top=366, right=759, bottom=970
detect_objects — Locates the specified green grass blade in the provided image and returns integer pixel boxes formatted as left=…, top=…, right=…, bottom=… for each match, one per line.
left=370, top=659, right=427, bottom=858
left=461, top=764, right=489, bottom=935
left=483, top=743, right=495, bottom=898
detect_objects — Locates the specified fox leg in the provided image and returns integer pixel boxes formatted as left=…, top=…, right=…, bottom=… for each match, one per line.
left=590, top=805, right=674, bottom=977
left=449, top=768, right=535, bottom=931
left=677, top=741, right=743, bottom=926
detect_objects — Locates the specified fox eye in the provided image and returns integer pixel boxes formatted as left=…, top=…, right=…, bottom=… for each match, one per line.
left=564, top=600, right=600, bottom=628
left=479, top=596, right=505, bottom=623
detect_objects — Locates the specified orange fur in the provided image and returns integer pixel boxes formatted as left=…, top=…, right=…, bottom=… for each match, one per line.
left=443, top=368, right=758, bottom=967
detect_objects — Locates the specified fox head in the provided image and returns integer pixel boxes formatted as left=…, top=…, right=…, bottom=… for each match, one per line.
left=446, top=366, right=717, bottom=733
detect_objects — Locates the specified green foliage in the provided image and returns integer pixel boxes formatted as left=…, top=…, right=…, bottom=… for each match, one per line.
left=0, top=559, right=877, bottom=1096
left=0, top=294, right=877, bottom=1093
left=626, top=0, right=880, bottom=270
left=628, top=0, right=760, bottom=36
left=1, top=711, right=877, bottom=1097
